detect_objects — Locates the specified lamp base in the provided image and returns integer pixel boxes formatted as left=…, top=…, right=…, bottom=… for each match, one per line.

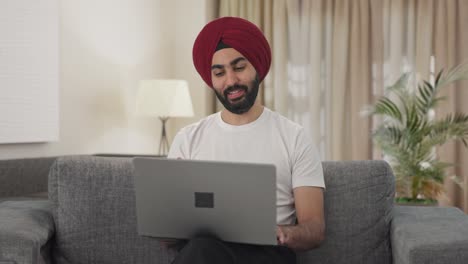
left=159, top=117, right=170, bottom=156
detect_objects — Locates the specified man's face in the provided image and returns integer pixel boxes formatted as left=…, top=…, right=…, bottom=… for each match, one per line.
left=211, top=48, right=260, bottom=115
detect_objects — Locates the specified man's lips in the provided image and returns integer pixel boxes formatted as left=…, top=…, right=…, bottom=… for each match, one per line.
left=227, top=89, right=246, bottom=100
left=224, top=86, right=248, bottom=101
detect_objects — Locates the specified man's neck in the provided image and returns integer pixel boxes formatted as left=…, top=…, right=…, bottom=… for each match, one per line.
left=220, top=103, right=264, bottom=126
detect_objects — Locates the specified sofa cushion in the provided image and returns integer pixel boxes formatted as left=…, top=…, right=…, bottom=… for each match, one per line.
left=391, top=206, right=468, bottom=264
left=298, top=160, right=395, bottom=264
left=0, top=200, right=54, bottom=264
left=48, top=156, right=176, bottom=264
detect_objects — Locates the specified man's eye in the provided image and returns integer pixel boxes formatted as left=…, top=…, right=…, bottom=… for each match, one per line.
left=214, top=72, right=224, bottom=77
left=234, top=66, right=245, bottom=71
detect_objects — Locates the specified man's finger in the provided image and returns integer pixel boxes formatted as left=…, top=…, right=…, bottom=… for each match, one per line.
left=276, top=226, right=286, bottom=245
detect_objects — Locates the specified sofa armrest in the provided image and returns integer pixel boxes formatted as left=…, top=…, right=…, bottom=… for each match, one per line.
left=0, top=200, right=54, bottom=264
left=391, top=205, right=468, bottom=264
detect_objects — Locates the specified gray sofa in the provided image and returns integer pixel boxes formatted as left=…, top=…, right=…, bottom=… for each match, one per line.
left=1, top=156, right=467, bottom=264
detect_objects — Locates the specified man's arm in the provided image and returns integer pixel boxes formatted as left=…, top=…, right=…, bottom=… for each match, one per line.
left=277, top=186, right=325, bottom=251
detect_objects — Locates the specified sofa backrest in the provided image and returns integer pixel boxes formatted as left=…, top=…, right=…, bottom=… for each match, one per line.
left=49, top=156, right=394, bottom=264
left=0, top=157, right=56, bottom=198
left=49, top=156, right=175, bottom=264
left=297, top=160, right=395, bottom=264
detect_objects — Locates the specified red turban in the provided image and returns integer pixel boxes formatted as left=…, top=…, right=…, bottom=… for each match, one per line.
left=192, top=17, right=272, bottom=88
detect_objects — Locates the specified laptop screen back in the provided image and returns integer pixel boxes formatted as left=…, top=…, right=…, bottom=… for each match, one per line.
left=133, top=158, right=277, bottom=245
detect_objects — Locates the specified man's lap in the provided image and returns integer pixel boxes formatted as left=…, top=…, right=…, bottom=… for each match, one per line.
left=171, top=237, right=296, bottom=264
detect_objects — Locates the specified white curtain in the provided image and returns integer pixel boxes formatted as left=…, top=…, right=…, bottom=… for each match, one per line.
left=285, top=0, right=375, bottom=161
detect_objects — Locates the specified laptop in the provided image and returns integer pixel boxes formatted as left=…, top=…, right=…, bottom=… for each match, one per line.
left=133, top=157, right=277, bottom=245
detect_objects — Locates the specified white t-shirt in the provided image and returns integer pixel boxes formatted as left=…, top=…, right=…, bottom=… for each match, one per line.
left=168, top=107, right=325, bottom=225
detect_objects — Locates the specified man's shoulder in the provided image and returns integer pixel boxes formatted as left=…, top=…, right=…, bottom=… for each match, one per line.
left=267, top=109, right=304, bottom=134
left=177, top=112, right=218, bottom=136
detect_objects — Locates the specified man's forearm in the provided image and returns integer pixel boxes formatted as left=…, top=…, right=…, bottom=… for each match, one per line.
left=278, top=219, right=325, bottom=252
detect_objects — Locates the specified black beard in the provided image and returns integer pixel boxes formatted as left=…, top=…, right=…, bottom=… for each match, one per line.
left=215, top=76, right=260, bottom=115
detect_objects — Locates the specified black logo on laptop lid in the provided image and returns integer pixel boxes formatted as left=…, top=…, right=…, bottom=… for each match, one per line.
left=195, top=192, right=214, bottom=208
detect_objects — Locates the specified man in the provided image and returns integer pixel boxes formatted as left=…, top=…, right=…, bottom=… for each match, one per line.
left=167, top=17, right=325, bottom=264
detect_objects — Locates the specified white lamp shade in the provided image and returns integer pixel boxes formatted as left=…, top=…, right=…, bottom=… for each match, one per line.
left=136, top=79, right=194, bottom=117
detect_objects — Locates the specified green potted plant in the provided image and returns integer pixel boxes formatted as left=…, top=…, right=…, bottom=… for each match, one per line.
left=364, top=63, right=468, bottom=205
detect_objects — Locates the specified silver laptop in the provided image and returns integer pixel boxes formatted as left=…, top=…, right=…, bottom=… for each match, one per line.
left=133, top=157, right=277, bottom=245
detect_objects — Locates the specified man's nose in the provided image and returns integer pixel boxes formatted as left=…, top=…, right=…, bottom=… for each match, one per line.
left=225, top=70, right=239, bottom=87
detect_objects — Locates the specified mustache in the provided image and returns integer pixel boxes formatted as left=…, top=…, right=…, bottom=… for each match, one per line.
left=223, top=85, right=248, bottom=97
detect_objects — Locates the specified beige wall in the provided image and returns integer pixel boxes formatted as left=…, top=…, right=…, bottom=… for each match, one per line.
left=0, top=0, right=211, bottom=159
left=168, top=0, right=216, bottom=137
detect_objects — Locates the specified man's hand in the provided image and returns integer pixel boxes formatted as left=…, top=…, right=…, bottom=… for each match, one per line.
left=276, top=225, right=290, bottom=245
left=276, top=186, right=325, bottom=252
left=276, top=220, right=324, bottom=251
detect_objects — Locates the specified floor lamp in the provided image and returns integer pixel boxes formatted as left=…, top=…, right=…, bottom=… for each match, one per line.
left=136, top=80, right=194, bottom=156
